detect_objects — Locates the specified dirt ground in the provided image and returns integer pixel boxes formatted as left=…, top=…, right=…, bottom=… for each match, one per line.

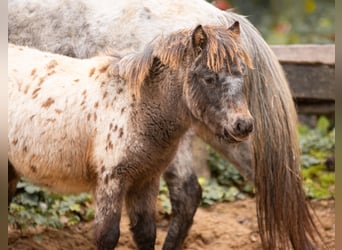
left=8, top=198, right=335, bottom=250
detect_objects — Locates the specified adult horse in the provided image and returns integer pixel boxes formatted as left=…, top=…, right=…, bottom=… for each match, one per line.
left=9, top=23, right=253, bottom=250
left=8, top=0, right=322, bottom=249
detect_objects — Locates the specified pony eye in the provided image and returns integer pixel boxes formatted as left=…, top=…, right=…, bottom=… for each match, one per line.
left=204, top=76, right=216, bottom=85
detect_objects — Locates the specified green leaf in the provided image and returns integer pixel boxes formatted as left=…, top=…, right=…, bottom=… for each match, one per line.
left=317, top=116, right=330, bottom=134
left=24, top=184, right=43, bottom=194
left=69, top=203, right=81, bottom=212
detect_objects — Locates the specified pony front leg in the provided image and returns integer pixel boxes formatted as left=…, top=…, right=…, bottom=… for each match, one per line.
left=125, top=177, right=160, bottom=250
left=94, top=177, right=125, bottom=250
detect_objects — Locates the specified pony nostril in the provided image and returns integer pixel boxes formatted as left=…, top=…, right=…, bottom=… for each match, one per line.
left=235, top=119, right=253, bottom=137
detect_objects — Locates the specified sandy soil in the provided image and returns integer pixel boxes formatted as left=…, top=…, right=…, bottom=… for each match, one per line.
left=8, top=198, right=335, bottom=250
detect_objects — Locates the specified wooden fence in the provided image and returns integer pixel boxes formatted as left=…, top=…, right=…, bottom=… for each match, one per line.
left=271, top=44, right=335, bottom=115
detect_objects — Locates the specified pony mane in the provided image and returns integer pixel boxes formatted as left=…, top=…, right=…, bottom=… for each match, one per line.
left=112, top=25, right=253, bottom=99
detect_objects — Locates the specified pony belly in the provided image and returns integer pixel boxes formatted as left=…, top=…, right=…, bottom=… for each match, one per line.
left=8, top=127, right=97, bottom=194
left=9, top=155, right=96, bottom=194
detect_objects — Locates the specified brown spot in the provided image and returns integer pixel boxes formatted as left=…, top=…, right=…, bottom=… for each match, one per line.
left=107, top=133, right=111, bottom=142
left=55, top=109, right=63, bottom=114
left=98, top=64, right=109, bottom=73
left=41, top=97, right=55, bottom=108
left=119, top=128, right=124, bottom=138
left=23, top=146, right=28, bottom=153
left=101, top=81, right=106, bottom=87
left=114, top=125, right=118, bottom=132
left=82, top=90, right=87, bottom=95
left=23, top=85, right=30, bottom=94
left=93, top=113, right=97, bottom=122
left=101, top=165, right=105, bottom=173
left=87, top=113, right=91, bottom=121
left=47, top=70, right=56, bottom=76
left=120, top=107, right=126, bottom=114
left=108, top=141, right=113, bottom=150
left=46, top=118, right=56, bottom=123
left=103, top=91, right=108, bottom=99
left=12, top=139, right=18, bottom=145
left=89, top=68, right=96, bottom=77
left=30, top=69, right=37, bottom=76
left=81, top=100, right=86, bottom=106
left=30, top=165, right=37, bottom=173
left=32, top=87, right=41, bottom=98
left=117, top=88, right=123, bottom=94
left=74, top=79, right=80, bottom=82
left=29, top=115, right=36, bottom=121
left=109, top=123, right=113, bottom=130
left=46, top=59, right=58, bottom=70
left=94, top=102, right=99, bottom=108
left=38, top=77, right=45, bottom=86
left=29, top=154, right=37, bottom=161
left=104, top=174, right=109, bottom=184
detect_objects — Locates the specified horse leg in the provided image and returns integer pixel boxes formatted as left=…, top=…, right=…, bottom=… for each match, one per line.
left=94, top=177, right=125, bottom=250
left=125, top=177, right=160, bottom=250
left=8, top=160, right=19, bottom=205
left=162, top=134, right=202, bottom=250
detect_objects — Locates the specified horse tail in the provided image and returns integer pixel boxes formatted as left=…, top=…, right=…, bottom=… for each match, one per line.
left=223, top=11, right=324, bottom=249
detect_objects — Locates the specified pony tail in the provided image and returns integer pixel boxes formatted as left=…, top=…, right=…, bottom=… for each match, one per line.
left=227, top=13, right=325, bottom=249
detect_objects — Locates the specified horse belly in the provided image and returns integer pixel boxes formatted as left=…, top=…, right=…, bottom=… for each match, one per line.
left=8, top=140, right=96, bottom=194
left=8, top=108, right=97, bottom=193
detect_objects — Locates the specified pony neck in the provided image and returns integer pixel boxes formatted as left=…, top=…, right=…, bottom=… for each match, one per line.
left=131, top=67, right=191, bottom=142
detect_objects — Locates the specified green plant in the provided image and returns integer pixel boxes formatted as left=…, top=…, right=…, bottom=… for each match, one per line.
left=299, top=116, right=335, bottom=199
left=9, top=180, right=94, bottom=229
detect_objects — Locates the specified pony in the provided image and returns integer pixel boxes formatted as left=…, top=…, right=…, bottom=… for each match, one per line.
left=8, top=23, right=254, bottom=250
left=8, top=0, right=324, bottom=249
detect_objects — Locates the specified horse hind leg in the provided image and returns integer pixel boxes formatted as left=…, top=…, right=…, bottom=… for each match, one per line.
left=125, top=177, right=160, bottom=250
left=8, top=160, right=19, bottom=206
left=162, top=135, right=202, bottom=250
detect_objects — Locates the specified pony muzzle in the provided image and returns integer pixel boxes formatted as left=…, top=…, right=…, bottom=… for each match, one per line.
left=223, top=116, right=254, bottom=142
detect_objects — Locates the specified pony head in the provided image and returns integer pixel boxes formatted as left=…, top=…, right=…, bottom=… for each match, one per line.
left=184, top=22, right=254, bottom=142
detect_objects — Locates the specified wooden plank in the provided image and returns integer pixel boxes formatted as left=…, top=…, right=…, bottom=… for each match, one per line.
left=295, top=100, right=335, bottom=115
left=281, top=63, right=335, bottom=101
left=269, top=44, right=335, bottom=115
left=271, top=44, right=335, bottom=65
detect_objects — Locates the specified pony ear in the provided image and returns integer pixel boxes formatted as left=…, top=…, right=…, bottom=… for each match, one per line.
left=192, top=25, right=208, bottom=55
left=228, top=21, right=240, bottom=36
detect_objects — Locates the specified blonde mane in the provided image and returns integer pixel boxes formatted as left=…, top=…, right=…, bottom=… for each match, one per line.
left=112, top=25, right=253, bottom=99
